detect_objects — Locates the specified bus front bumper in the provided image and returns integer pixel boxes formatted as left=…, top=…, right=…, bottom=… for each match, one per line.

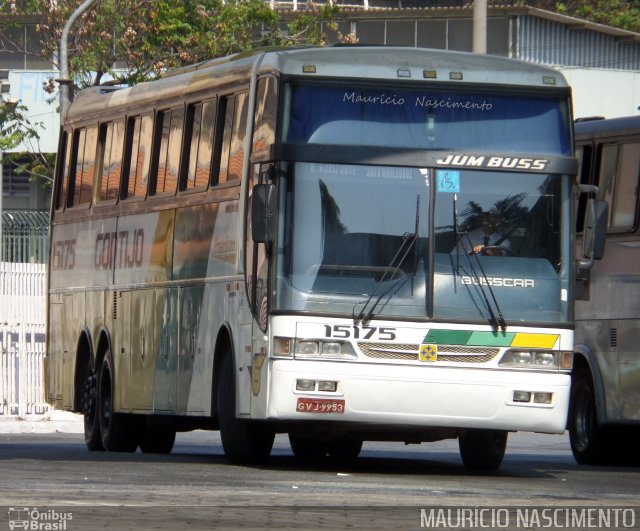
left=266, top=359, right=570, bottom=434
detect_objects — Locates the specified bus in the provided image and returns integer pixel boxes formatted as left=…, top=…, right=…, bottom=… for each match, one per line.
left=45, top=46, right=593, bottom=470
left=570, top=115, right=640, bottom=465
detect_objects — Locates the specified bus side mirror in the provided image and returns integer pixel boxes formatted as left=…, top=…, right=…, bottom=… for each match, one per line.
left=578, top=184, right=608, bottom=270
left=251, top=183, right=275, bottom=244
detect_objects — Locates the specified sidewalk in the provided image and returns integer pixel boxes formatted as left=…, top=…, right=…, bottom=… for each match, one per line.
left=0, top=409, right=84, bottom=434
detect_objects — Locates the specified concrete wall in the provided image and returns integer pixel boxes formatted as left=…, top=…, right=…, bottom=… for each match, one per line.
left=558, top=67, right=640, bottom=120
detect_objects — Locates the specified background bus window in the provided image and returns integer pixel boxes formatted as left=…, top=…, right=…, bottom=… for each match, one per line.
left=575, top=144, right=593, bottom=232
left=183, top=100, right=216, bottom=191
left=611, top=143, right=639, bottom=231
left=153, top=107, right=184, bottom=196
left=600, top=143, right=640, bottom=231
left=125, top=114, right=153, bottom=200
left=55, top=130, right=71, bottom=211
left=98, top=121, right=124, bottom=202
left=253, top=78, right=277, bottom=157
left=70, top=126, right=97, bottom=207
left=217, top=92, right=248, bottom=184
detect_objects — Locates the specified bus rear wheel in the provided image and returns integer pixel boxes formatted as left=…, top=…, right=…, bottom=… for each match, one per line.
left=217, top=352, right=274, bottom=465
left=139, top=424, right=176, bottom=454
left=458, top=429, right=507, bottom=470
left=83, top=369, right=103, bottom=451
left=98, top=351, right=139, bottom=452
left=569, top=369, right=610, bottom=465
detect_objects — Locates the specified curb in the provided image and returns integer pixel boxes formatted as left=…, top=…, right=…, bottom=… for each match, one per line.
left=0, top=410, right=84, bottom=434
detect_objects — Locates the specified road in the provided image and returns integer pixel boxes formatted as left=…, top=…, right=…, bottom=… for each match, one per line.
left=1, top=429, right=639, bottom=530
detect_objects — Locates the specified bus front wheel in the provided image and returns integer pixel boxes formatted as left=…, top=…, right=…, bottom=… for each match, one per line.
left=217, top=352, right=274, bottom=465
left=459, top=429, right=507, bottom=470
left=98, top=351, right=139, bottom=452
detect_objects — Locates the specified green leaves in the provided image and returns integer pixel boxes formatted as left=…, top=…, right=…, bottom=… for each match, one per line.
left=553, top=0, right=640, bottom=32
left=0, top=100, right=53, bottom=185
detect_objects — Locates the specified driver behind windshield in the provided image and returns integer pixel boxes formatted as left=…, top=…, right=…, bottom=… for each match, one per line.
left=452, top=211, right=511, bottom=256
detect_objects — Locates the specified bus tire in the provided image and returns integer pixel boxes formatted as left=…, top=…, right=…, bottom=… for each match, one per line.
left=288, top=433, right=328, bottom=463
left=618, top=427, right=640, bottom=466
left=83, top=369, right=103, bottom=451
left=98, top=351, right=139, bottom=452
left=458, top=429, right=507, bottom=470
left=327, top=438, right=363, bottom=462
left=569, top=369, right=611, bottom=465
left=139, top=424, right=176, bottom=454
left=217, top=352, right=274, bottom=465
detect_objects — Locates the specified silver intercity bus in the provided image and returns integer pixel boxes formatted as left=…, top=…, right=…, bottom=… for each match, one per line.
left=571, top=115, right=640, bottom=465
left=46, top=46, right=594, bottom=470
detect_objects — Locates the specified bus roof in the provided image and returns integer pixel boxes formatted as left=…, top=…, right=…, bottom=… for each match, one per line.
left=66, top=46, right=569, bottom=125
left=575, top=115, right=640, bottom=141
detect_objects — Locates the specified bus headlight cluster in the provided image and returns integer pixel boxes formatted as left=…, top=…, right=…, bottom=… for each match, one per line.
left=499, top=350, right=572, bottom=371
left=273, top=337, right=356, bottom=360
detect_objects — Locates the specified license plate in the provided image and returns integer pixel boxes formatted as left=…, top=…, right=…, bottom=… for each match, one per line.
left=296, top=397, right=345, bottom=414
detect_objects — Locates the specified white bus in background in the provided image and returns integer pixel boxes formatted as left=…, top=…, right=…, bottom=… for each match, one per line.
left=570, top=115, right=640, bottom=466
left=46, top=46, right=599, bottom=470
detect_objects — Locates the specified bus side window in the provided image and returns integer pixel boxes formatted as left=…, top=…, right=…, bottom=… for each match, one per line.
left=229, top=93, right=248, bottom=182
left=98, top=120, right=124, bottom=202
left=69, top=126, right=98, bottom=207
left=216, top=96, right=234, bottom=185
left=607, top=142, right=640, bottom=231
left=123, top=114, right=153, bottom=200
left=55, top=130, right=72, bottom=211
left=253, top=77, right=277, bottom=157
left=182, top=100, right=216, bottom=192
left=152, top=107, right=184, bottom=196
left=216, top=92, right=248, bottom=184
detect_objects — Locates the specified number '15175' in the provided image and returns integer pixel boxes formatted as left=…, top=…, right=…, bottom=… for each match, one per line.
left=324, top=325, right=396, bottom=341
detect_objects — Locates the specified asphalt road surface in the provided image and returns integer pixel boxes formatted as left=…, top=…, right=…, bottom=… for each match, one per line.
left=1, top=429, right=639, bottom=530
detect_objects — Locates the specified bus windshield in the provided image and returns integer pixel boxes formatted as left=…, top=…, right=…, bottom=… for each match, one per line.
left=275, top=163, right=571, bottom=324
left=283, top=83, right=572, bottom=156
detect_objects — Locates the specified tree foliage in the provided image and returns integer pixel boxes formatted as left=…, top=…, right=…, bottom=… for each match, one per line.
left=530, top=1, right=640, bottom=33
left=2, top=0, right=343, bottom=89
left=0, top=0, right=346, bottom=185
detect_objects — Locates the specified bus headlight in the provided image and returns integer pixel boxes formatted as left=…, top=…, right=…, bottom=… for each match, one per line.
left=272, top=338, right=357, bottom=360
left=533, top=351, right=555, bottom=367
left=296, top=339, right=356, bottom=360
left=499, top=350, right=572, bottom=371
left=298, top=341, right=320, bottom=355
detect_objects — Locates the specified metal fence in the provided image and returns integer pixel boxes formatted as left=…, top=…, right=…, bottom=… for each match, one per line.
left=0, top=261, right=48, bottom=418
left=1, top=211, right=49, bottom=264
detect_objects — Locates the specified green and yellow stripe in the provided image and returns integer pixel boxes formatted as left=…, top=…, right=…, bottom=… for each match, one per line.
left=423, top=329, right=559, bottom=349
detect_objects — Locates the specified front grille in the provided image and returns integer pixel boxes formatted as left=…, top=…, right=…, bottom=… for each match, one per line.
left=357, top=342, right=500, bottom=363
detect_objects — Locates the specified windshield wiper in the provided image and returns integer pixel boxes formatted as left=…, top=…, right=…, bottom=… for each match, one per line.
left=353, top=195, right=420, bottom=325
left=453, top=194, right=507, bottom=332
